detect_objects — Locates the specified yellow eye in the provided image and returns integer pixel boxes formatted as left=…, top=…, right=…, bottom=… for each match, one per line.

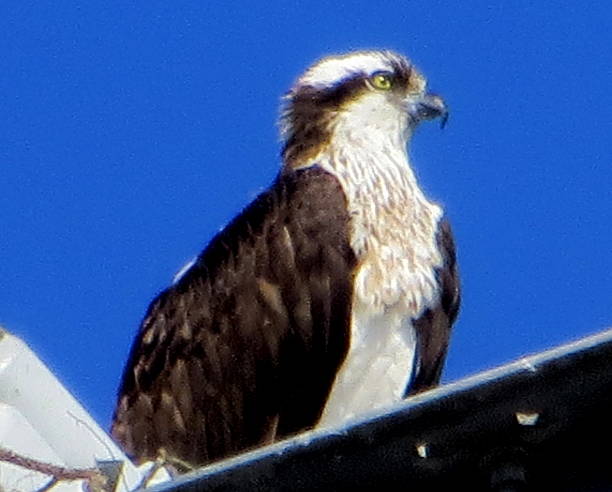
left=370, top=72, right=394, bottom=90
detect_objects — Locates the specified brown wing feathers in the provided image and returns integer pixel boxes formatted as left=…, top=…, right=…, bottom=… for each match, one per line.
left=409, top=219, right=460, bottom=394
left=111, top=167, right=357, bottom=467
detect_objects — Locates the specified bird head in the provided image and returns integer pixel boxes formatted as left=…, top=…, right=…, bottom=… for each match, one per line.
left=280, top=50, right=447, bottom=168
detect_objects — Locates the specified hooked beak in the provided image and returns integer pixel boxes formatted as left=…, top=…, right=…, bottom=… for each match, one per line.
left=410, top=93, right=449, bottom=128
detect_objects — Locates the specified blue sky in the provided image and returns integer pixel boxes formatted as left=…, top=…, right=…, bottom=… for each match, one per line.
left=2, top=3, right=612, bottom=428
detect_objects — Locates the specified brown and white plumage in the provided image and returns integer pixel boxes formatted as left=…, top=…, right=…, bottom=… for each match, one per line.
left=111, top=50, right=459, bottom=469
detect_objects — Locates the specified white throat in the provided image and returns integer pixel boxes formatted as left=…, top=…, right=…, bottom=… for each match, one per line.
left=306, top=96, right=444, bottom=315
left=302, top=98, right=444, bottom=428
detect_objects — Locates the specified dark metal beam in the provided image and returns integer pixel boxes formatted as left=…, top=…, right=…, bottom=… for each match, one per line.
left=149, top=328, right=612, bottom=491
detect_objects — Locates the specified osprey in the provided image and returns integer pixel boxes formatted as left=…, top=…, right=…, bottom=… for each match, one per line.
left=111, top=50, right=460, bottom=469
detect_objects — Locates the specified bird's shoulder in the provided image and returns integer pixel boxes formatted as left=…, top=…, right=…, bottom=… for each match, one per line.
left=111, top=165, right=358, bottom=465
